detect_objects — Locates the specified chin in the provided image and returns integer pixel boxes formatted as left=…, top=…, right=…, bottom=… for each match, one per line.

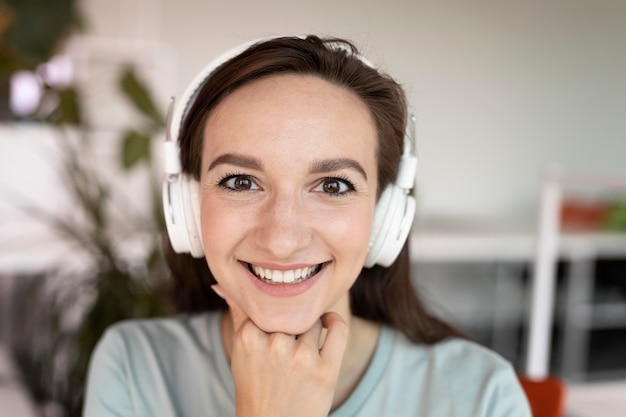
left=252, top=314, right=317, bottom=336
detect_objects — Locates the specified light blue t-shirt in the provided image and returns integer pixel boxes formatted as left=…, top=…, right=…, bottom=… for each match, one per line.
left=83, top=312, right=531, bottom=417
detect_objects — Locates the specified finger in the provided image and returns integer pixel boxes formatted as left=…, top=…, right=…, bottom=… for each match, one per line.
left=319, top=312, right=349, bottom=363
left=297, top=318, right=323, bottom=350
left=211, top=284, right=250, bottom=332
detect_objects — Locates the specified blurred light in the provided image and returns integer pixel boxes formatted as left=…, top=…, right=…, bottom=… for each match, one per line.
left=9, top=53, right=74, bottom=118
left=39, top=53, right=74, bottom=88
left=10, top=71, right=42, bottom=116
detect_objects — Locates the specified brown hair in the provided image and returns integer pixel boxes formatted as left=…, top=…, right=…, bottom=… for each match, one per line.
left=165, top=35, right=461, bottom=344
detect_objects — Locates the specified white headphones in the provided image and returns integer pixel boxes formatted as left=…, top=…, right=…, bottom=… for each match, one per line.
left=162, top=36, right=417, bottom=268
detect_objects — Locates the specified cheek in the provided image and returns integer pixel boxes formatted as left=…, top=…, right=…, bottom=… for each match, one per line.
left=200, top=196, right=217, bottom=238
left=321, top=205, right=374, bottom=260
left=199, top=196, right=235, bottom=255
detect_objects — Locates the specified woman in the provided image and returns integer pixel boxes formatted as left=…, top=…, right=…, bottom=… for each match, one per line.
left=84, top=35, right=531, bottom=417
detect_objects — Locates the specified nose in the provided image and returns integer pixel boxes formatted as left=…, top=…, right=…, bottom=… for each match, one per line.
left=254, top=191, right=312, bottom=259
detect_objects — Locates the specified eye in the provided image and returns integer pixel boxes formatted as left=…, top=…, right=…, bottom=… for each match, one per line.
left=218, top=174, right=260, bottom=192
left=314, top=177, right=355, bottom=195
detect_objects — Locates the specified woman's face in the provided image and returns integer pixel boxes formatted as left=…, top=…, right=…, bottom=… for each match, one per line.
left=200, top=74, right=378, bottom=334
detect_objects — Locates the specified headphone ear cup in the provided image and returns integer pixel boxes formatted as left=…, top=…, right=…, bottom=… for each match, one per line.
left=183, top=178, right=204, bottom=257
left=364, top=184, right=416, bottom=268
left=162, top=175, right=204, bottom=258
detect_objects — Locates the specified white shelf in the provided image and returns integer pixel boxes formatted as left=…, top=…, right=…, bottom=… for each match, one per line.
left=410, top=227, right=626, bottom=263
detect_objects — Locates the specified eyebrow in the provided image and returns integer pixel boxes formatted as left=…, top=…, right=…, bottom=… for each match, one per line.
left=207, top=153, right=368, bottom=181
left=207, top=153, right=264, bottom=172
left=309, top=158, right=368, bottom=181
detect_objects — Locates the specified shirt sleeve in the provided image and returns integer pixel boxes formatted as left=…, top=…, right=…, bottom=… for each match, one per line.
left=484, top=365, right=533, bottom=417
left=83, top=327, right=135, bottom=417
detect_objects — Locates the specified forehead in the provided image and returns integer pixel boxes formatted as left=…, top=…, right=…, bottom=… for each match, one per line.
left=202, top=74, right=378, bottom=165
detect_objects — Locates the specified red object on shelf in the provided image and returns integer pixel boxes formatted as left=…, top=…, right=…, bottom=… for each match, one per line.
left=560, top=199, right=608, bottom=231
left=518, top=375, right=567, bottom=417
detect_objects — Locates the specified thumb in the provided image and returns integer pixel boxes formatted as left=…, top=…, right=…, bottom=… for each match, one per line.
left=211, top=284, right=249, bottom=332
left=319, top=311, right=349, bottom=364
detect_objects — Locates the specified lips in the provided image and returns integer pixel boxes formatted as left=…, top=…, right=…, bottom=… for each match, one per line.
left=247, top=263, right=323, bottom=284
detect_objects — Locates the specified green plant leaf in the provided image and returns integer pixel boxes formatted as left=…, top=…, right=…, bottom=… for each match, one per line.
left=3, top=0, right=82, bottom=69
left=606, top=200, right=626, bottom=231
left=121, top=129, right=151, bottom=169
left=119, top=66, right=164, bottom=127
left=45, top=86, right=81, bottom=125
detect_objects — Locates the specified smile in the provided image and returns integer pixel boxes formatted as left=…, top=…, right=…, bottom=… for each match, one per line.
left=247, top=263, right=323, bottom=284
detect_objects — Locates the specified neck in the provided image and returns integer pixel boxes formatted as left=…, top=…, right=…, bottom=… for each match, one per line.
left=331, top=315, right=380, bottom=410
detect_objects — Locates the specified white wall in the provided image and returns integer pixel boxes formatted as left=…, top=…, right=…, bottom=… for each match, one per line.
left=41, top=0, right=626, bottom=224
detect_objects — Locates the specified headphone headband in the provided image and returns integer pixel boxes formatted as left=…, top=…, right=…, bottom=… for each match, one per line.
left=169, top=37, right=271, bottom=145
left=169, top=35, right=377, bottom=146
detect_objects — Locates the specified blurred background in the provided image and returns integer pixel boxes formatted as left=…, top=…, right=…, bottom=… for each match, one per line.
left=0, top=0, right=625, bottom=416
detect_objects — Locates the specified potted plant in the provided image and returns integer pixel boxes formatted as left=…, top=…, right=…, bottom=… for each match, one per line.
left=3, top=2, right=173, bottom=415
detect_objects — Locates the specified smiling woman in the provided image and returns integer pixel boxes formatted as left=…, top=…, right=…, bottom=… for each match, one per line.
left=199, top=73, right=377, bottom=335
left=83, top=35, right=532, bottom=417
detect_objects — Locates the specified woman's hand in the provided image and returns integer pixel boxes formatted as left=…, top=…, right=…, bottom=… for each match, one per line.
left=212, top=285, right=349, bottom=417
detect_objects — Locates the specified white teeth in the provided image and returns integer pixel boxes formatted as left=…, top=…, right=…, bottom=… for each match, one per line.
left=250, top=264, right=321, bottom=284
left=273, top=270, right=284, bottom=283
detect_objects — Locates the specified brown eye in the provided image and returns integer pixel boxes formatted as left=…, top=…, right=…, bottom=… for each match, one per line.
left=219, top=175, right=259, bottom=192
left=314, top=177, right=355, bottom=195
left=323, top=179, right=340, bottom=193
left=234, top=176, right=252, bottom=190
